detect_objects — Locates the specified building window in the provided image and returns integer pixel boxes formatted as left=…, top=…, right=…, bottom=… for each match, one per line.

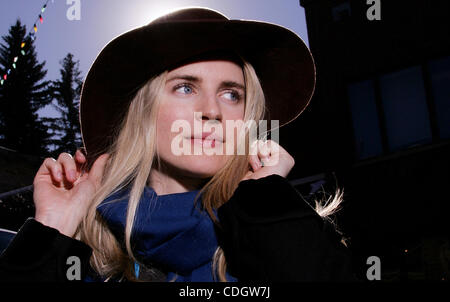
left=332, top=1, right=351, bottom=22
left=380, top=66, right=432, bottom=151
left=428, top=56, right=450, bottom=139
left=347, top=79, right=383, bottom=160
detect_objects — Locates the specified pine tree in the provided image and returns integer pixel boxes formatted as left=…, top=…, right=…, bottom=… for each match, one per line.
left=0, top=19, right=52, bottom=157
left=44, top=53, right=83, bottom=156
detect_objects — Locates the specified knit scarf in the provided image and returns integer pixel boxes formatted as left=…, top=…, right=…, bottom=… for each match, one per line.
left=96, top=185, right=237, bottom=282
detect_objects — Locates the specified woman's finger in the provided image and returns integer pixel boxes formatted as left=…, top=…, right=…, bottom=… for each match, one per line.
left=41, top=157, right=63, bottom=182
left=248, top=153, right=262, bottom=172
left=57, top=152, right=78, bottom=183
left=257, top=140, right=271, bottom=163
left=87, top=153, right=110, bottom=190
left=74, top=149, right=87, bottom=175
left=248, top=140, right=262, bottom=171
left=75, top=149, right=86, bottom=163
left=257, top=140, right=280, bottom=167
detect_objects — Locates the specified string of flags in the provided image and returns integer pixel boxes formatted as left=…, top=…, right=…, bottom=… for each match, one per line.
left=1, top=0, right=52, bottom=86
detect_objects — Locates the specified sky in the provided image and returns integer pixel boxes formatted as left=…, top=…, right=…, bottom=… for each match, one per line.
left=0, top=0, right=309, bottom=119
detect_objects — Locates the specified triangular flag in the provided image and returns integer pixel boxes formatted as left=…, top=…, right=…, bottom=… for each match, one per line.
left=34, top=24, right=37, bottom=33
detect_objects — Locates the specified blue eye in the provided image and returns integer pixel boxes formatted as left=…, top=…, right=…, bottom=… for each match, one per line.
left=175, top=84, right=193, bottom=94
left=173, top=83, right=242, bottom=102
left=223, top=91, right=242, bottom=102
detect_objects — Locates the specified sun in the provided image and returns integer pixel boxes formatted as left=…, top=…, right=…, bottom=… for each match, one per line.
left=133, top=3, right=197, bottom=27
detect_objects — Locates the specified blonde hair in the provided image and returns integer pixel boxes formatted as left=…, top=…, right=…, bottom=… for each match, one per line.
left=77, top=58, right=345, bottom=282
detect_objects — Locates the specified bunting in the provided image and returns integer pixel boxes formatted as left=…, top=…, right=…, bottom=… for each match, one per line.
left=1, top=0, right=52, bottom=86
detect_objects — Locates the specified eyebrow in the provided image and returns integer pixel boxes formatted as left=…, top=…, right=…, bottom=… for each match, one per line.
left=166, top=74, right=245, bottom=91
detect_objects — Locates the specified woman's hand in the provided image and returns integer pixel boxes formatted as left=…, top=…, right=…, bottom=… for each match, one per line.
left=33, top=150, right=109, bottom=238
left=242, top=139, right=295, bottom=181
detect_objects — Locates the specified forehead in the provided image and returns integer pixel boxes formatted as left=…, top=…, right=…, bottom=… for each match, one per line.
left=167, top=60, right=244, bottom=79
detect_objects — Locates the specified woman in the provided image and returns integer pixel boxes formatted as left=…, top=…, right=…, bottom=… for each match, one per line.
left=0, top=7, right=354, bottom=282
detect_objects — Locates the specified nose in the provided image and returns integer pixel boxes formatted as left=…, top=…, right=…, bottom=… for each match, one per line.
left=195, top=93, right=222, bottom=122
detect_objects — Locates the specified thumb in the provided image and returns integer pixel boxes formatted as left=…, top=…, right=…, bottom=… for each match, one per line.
left=87, top=153, right=110, bottom=189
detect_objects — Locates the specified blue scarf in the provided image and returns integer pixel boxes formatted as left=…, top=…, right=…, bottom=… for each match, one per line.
left=96, top=185, right=237, bottom=282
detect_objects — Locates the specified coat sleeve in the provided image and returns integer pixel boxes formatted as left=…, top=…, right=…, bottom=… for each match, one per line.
left=0, top=218, right=93, bottom=282
left=216, top=174, right=356, bottom=282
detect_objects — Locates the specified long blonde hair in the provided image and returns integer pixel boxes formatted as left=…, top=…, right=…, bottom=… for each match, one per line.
left=78, top=58, right=345, bottom=282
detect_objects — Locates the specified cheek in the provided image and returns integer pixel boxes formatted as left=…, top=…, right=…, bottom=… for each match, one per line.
left=156, top=104, right=183, bottom=154
left=157, top=108, right=174, bottom=136
left=223, top=105, right=246, bottom=142
left=227, top=102, right=245, bottom=120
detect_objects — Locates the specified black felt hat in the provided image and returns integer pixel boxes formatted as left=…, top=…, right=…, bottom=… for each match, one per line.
left=79, top=7, right=316, bottom=169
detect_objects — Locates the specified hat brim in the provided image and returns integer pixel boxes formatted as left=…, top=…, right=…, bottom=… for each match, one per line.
left=80, top=17, right=315, bottom=169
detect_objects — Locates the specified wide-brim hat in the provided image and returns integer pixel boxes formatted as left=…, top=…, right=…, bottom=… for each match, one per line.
left=79, top=7, right=316, bottom=170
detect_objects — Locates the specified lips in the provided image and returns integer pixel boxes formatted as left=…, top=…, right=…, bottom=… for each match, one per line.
left=190, top=132, right=224, bottom=142
left=188, top=132, right=223, bottom=148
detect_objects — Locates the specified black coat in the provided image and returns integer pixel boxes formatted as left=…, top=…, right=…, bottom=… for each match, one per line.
left=0, top=174, right=356, bottom=282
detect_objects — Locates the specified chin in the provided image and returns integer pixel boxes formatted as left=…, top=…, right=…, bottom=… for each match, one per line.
left=175, top=155, right=227, bottom=179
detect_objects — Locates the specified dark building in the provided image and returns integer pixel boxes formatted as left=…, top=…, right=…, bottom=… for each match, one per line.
left=287, top=0, right=450, bottom=280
